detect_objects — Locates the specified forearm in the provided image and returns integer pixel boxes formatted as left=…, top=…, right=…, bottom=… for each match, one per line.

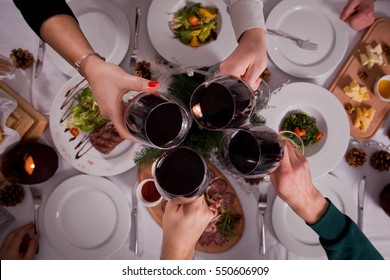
left=160, top=239, right=195, bottom=260
left=40, top=15, right=95, bottom=69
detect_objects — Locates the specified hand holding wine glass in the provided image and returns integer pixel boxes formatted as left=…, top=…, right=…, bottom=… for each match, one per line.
left=190, top=75, right=270, bottom=131
left=218, top=125, right=304, bottom=179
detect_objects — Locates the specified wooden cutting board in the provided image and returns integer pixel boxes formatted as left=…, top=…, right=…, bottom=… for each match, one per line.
left=137, top=162, right=245, bottom=254
left=329, top=18, right=390, bottom=140
left=0, top=81, right=48, bottom=185
left=0, top=81, right=48, bottom=143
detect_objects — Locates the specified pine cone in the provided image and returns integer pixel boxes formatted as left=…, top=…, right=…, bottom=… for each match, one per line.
left=9, top=48, right=35, bottom=69
left=370, top=150, right=390, bottom=172
left=0, top=183, right=25, bottom=207
left=135, top=60, right=152, bottom=80
left=345, top=147, right=367, bottom=167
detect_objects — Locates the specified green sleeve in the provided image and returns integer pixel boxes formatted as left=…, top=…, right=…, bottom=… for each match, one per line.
left=308, top=198, right=383, bottom=260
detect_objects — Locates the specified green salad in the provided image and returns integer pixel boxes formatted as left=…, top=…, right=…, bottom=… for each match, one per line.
left=67, top=87, right=108, bottom=132
left=280, top=112, right=324, bottom=146
left=169, top=2, right=218, bottom=47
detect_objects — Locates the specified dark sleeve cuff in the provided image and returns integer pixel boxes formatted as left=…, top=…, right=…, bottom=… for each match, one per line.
left=307, top=198, right=348, bottom=240
left=13, top=0, right=77, bottom=37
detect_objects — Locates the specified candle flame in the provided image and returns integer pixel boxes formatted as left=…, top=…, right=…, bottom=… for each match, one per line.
left=24, top=155, right=35, bottom=175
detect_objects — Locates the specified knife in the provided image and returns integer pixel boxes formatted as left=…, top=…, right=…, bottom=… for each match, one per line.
left=132, top=182, right=139, bottom=255
left=34, top=39, right=45, bottom=78
left=129, top=7, right=141, bottom=73
left=358, top=175, right=366, bottom=229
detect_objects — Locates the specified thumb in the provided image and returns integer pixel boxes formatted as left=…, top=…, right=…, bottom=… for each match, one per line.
left=340, top=0, right=358, bottom=21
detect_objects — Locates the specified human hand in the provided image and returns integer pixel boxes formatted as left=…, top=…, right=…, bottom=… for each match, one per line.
left=161, top=195, right=213, bottom=259
left=219, top=28, right=267, bottom=90
left=340, top=0, right=375, bottom=30
left=0, top=222, right=39, bottom=260
left=269, top=141, right=328, bottom=224
left=82, top=57, right=160, bottom=141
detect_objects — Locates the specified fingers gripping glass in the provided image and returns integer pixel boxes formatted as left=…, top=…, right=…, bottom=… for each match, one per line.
left=218, top=125, right=304, bottom=179
left=190, top=75, right=270, bottom=130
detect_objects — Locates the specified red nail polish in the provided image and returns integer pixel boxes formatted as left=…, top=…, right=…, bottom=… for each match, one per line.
left=148, top=81, right=159, bottom=87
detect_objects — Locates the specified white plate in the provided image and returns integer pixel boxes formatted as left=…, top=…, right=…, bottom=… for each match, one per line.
left=272, top=174, right=357, bottom=258
left=46, top=0, right=130, bottom=76
left=261, top=82, right=349, bottom=178
left=147, top=0, right=237, bottom=67
left=44, top=174, right=130, bottom=259
left=49, top=74, right=141, bottom=176
left=266, top=0, right=348, bottom=78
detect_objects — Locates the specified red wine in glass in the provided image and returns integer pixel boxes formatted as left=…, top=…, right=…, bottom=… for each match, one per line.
left=152, top=147, right=210, bottom=204
left=125, top=92, right=192, bottom=149
left=219, top=126, right=284, bottom=178
left=190, top=75, right=255, bottom=130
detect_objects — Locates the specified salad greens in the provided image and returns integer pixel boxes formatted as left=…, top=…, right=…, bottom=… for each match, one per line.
left=67, top=87, right=108, bottom=132
left=280, top=112, right=324, bottom=146
left=169, top=2, right=218, bottom=47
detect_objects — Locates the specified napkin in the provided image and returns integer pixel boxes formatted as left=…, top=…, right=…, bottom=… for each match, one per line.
left=0, top=89, right=21, bottom=156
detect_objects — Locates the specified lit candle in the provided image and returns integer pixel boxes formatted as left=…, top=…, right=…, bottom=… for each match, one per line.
left=24, top=155, right=35, bottom=175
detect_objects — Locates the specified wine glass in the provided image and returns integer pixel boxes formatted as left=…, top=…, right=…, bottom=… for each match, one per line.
left=217, top=125, right=304, bottom=180
left=189, top=74, right=270, bottom=130
left=0, top=55, right=15, bottom=79
left=151, top=146, right=210, bottom=204
left=124, top=91, right=192, bottom=149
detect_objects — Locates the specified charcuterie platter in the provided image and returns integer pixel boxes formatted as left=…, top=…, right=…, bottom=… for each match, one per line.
left=137, top=161, right=245, bottom=254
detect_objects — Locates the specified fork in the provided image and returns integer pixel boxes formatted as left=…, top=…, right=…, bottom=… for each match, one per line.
left=267, top=29, right=318, bottom=50
left=29, top=187, right=41, bottom=237
left=258, top=193, right=267, bottom=255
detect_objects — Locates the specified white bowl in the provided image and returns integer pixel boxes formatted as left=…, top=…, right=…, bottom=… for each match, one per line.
left=374, top=75, right=390, bottom=102
left=136, top=179, right=163, bottom=207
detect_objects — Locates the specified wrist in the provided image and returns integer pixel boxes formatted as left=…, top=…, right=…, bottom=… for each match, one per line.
left=239, top=27, right=266, bottom=43
left=297, top=190, right=329, bottom=224
left=160, top=242, right=194, bottom=260
left=74, top=51, right=105, bottom=77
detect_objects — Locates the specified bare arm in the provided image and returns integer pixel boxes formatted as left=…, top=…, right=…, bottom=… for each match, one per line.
left=38, top=14, right=160, bottom=140
left=161, top=196, right=213, bottom=259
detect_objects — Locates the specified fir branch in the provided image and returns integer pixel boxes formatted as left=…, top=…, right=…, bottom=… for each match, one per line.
left=133, top=147, right=164, bottom=165
left=167, top=71, right=207, bottom=107
left=250, top=113, right=266, bottom=125
left=182, top=125, right=223, bottom=159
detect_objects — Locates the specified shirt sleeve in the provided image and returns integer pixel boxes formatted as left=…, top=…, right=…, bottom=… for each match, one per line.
left=223, top=0, right=266, bottom=41
left=308, top=198, right=383, bottom=260
left=13, top=0, right=77, bottom=38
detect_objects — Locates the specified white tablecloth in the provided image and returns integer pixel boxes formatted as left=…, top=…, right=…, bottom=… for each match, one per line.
left=0, top=0, right=389, bottom=260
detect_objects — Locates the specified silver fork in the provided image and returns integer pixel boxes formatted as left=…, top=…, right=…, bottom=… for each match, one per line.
left=258, top=193, right=267, bottom=255
left=267, top=29, right=318, bottom=50
left=29, top=187, right=41, bottom=235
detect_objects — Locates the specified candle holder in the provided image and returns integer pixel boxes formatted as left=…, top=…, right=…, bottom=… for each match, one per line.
left=0, top=143, right=58, bottom=184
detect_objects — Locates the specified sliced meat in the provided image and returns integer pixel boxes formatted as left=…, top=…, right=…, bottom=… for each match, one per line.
left=89, top=122, right=124, bottom=154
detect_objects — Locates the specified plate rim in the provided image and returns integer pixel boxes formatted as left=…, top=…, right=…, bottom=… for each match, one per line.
left=49, top=74, right=141, bottom=176
left=147, top=0, right=237, bottom=67
left=265, top=0, right=348, bottom=78
left=261, top=82, right=350, bottom=178
left=44, top=174, right=131, bottom=259
left=271, top=173, right=357, bottom=258
left=46, top=0, right=130, bottom=76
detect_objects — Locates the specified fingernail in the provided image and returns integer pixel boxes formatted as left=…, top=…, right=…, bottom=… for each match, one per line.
left=148, top=81, right=159, bottom=87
